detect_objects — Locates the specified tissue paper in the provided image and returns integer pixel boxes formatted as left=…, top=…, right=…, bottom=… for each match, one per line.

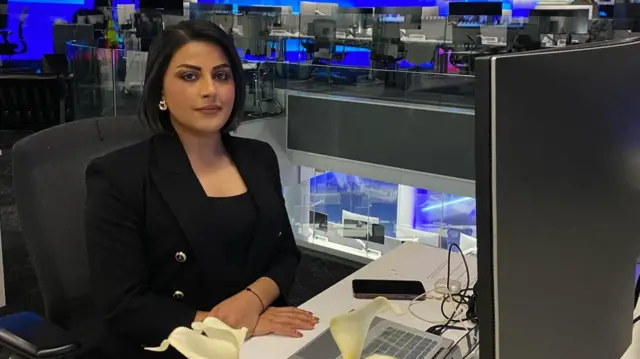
left=144, top=317, right=248, bottom=359
left=329, top=297, right=404, bottom=359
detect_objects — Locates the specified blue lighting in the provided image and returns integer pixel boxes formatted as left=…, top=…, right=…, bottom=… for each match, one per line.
left=3, top=1, right=95, bottom=61
left=10, top=0, right=84, bottom=3
left=420, top=196, right=474, bottom=212
left=413, top=188, right=476, bottom=229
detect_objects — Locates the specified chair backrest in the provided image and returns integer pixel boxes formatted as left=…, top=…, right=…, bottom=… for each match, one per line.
left=0, top=73, right=68, bottom=130
left=11, top=116, right=152, bottom=328
left=134, top=10, right=164, bottom=39
left=312, top=18, right=336, bottom=51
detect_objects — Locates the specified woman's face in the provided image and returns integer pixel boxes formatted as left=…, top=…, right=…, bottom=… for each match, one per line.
left=162, top=41, right=236, bottom=135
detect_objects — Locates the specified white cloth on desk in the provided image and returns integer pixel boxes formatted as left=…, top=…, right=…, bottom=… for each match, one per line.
left=144, top=317, right=248, bottom=359
left=142, top=298, right=403, bottom=359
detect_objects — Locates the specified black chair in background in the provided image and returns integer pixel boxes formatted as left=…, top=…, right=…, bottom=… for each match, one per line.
left=134, top=10, right=164, bottom=51
left=370, top=20, right=404, bottom=87
left=0, top=73, right=73, bottom=131
left=309, top=19, right=348, bottom=84
left=0, top=7, right=28, bottom=59
left=1, top=116, right=152, bottom=358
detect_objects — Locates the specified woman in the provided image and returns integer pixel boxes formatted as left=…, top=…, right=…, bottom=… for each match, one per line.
left=84, top=20, right=317, bottom=358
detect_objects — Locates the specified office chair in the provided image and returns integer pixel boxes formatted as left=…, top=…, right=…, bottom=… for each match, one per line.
left=0, top=7, right=28, bottom=58
left=134, top=10, right=163, bottom=51
left=370, top=21, right=404, bottom=87
left=309, top=19, right=348, bottom=84
left=1, top=116, right=152, bottom=358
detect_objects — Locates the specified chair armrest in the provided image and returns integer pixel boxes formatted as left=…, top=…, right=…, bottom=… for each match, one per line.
left=0, top=312, right=79, bottom=359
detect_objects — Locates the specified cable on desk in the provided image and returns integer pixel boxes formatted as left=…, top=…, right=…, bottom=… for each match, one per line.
left=461, top=340, right=479, bottom=359
left=447, top=243, right=470, bottom=295
left=441, top=323, right=478, bottom=359
left=634, top=316, right=639, bottom=325
left=409, top=243, right=476, bottom=335
left=429, top=243, right=473, bottom=336
left=408, top=289, right=467, bottom=325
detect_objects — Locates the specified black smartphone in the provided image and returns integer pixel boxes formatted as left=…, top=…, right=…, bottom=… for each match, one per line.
left=352, top=279, right=426, bottom=301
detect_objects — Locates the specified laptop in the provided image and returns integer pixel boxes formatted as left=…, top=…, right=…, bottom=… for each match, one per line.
left=289, top=316, right=461, bottom=359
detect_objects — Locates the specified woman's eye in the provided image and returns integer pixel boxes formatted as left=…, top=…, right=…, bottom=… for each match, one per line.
left=214, top=72, right=230, bottom=81
left=181, top=73, right=198, bottom=81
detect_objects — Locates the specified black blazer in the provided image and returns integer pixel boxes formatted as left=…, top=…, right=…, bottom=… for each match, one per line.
left=84, top=133, right=300, bottom=358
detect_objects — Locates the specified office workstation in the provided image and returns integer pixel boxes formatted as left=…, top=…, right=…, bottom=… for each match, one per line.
left=16, top=0, right=634, bottom=128
left=245, top=36, right=640, bottom=359
left=50, top=0, right=621, bottom=106
left=2, top=1, right=640, bottom=359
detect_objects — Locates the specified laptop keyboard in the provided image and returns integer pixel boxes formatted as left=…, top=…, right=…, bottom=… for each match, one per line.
left=361, top=327, right=439, bottom=359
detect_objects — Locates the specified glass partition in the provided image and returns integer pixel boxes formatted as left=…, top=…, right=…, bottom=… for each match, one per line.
left=65, top=8, right=622, bottom=119
left=284, top=168, right=477, bottom=261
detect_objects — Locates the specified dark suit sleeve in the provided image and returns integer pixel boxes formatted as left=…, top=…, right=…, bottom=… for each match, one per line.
left=261, top=143, right=301, bottom=304
left=84, top=158, right=197, bottom=346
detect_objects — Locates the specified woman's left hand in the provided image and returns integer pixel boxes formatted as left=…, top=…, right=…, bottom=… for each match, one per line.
left=209, top=290, right=264, bottom=331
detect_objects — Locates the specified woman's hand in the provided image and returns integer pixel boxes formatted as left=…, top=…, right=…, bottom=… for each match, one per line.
left=252, top=307, right=319, bottom=338
left=209, top=290, right=264, bottom=331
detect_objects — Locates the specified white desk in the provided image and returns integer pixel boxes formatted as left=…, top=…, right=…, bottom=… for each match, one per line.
left=241, top=241, right=640, bottom=359
left=241, top=242, right=479, bottom=359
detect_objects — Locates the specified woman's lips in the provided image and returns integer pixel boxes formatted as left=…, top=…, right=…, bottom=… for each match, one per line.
left=195, top=105, right=222, bottom=114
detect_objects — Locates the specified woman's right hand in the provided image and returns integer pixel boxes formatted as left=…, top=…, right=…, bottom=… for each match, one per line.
left=252, top=307, right=319, bottom=338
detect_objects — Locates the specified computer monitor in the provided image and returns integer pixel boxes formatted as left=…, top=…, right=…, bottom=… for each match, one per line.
left=614, top=3, right=640, bottom=31
left=375, top=6, right=422, bottom=28
left=238, top=6, right=282, bottom=15
left=370, top=223, right=385, bottom=245
left=341, top=219, right=386, bottom=245
left=338, top=7, right=374, bottom=15
left=189, top=3, right=233, bottom=14
left=475, top=38, right=640, bottom=359
left=309, top=210, right=328, bottom=232
left=341, top=210, right=379, bottom=224
left=140, top=0, right=183, bottom=15
left=599, top=4, right=615, bottom=19
left=448, top=2, right=502, bottom=16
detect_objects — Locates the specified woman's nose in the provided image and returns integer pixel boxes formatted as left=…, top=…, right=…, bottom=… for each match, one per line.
left=199, top=76, right=216, bottom=98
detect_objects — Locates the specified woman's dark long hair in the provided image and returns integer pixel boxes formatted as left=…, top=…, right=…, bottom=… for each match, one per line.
left=138, top=19, right=246, bottom=133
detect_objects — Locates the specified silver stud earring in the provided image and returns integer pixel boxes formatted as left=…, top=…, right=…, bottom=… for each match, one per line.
left=158, top=99, right=167, bottom=111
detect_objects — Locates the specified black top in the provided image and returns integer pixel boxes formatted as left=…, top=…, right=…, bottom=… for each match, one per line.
left=84, top=133, right=300, bottom=359
left=206, top=192, right=257, bottom=291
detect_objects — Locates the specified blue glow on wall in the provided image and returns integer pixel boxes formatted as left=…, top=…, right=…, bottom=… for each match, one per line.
left=3, top=1, right=94, bottom=61
left=308, top=171, right=479, bottom=240
left=309, top=171, right=399, bottom=236
left=412, top=188, right=476, bottom=230
left=10, top=0, right=84, bottom=3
